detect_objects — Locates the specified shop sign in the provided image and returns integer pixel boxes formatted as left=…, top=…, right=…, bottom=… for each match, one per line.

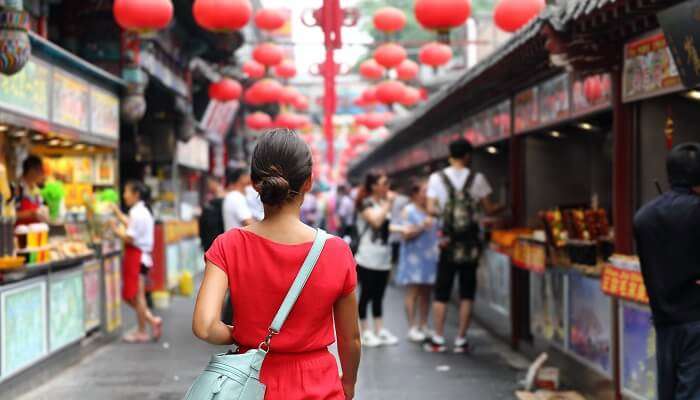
left=572, top=73, right=612, bottom=116
left=658, top=0, right=700, bottom=89
left=538, top=74, right=570, bottom=125
left=202, top=100, right=239, bottom=140
left=514, top=87, right=539, bottom=134
left=623, top=30, right=684, bottom=103
left=512, top=238, right=546, bottom=273
left=621, top=302, right=657, bottom=400
left=600, top=264, right=649, bottom=304
left=177, top=135, right=210, bottom=171
left=569, top=273, right=612, bottom=375
left=0, top=58, right=50, bottom=120
left=52, top=70, right=89, bottom=131
left=0, top=279, right=48, bottom=378
left=89, top=87, right=119, bottom=139
left=49, top=270, right=84, bottom=352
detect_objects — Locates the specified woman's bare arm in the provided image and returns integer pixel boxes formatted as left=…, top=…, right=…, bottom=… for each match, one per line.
left=334, top=292, right=361, bottom=399
left=192, top=262, right=235, bottom=345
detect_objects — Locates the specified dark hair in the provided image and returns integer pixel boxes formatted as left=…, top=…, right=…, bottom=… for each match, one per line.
left=250, top=129, right=312, bottom=207
left=125, top=180, right=152, bottom=211
left=226, top=167, right=247, bottom=187
left=667, top=142, right=700, bottom=188
left=22, top=155, right=43, bottom=175
left=355, top=171, right=387, bottom=209
left=410, top=181, right=423, bottom=197
left=449, top=139, right=473, bottom=159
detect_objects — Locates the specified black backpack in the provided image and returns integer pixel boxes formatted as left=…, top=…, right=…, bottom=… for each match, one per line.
left=440, top=171, right=482, bottom=264
left=198, top=197, right=225, bottom=251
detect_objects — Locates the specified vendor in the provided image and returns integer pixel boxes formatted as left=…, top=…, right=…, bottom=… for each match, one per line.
left=110, top=180, right=162, bottom=343
left=15, top=155, right=47, bottom=225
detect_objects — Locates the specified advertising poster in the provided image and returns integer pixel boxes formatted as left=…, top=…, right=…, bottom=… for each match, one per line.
left=52, top=70, right=89, bottom=131
left=104, top=256, right=122, bottom=333
left=49, top=271, right=84, bottom=351
left=538, top=74, right=570, bottom=125
left=514, top=87, right=539, bottom=133
left=0, top=58, right=50, bottom=119
left=485, top=100, right=511, bottom=144
left=477, top=250, right=511, bottom=316
left=1, top=280, right=48, bottom=378
left=83, top=261, right=101, bottom=332
left=94, top=153, right=116, bottom=185
left=622, top=302, right=657, bottom=400
left=569, top=273, right=612, bottom=375
left=623, top=30, right=683, bottom=103
left=531, top=270, right=567, bottom=346
left=89, top=87, right=119, bottom=139
left=572, top=73, right=612, bottom=115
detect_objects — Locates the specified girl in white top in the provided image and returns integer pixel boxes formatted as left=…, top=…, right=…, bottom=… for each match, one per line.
left=355, top=172, right=399, bottom=348
left=111, top=180, right=162, bottom=343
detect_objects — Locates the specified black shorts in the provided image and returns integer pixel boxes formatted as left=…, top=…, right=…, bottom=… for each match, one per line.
left=434, top=252, right=477, bottom=302
left=140, top=264, right=150, bottom=276
left=391, top=242, right=401, bottom=265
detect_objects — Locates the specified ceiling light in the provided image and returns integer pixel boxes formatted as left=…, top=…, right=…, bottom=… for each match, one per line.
left=11, top=130, right=27, bottom=138
left=549, top=130, right=561, bottom=138
left=684, top=90, right=700, bottom=101
left=61, top=140, right=72, bottom=147
left=486, top=146, right=498, bottom=154
left=74, top=144, right=85, bottom=150
left=48, top=139, right=60, bottom=146
left=578, top=122, right=594, bottom=131
left=0, top=125, right=8, bottom=132
left=32, top=134, right=43, bottom=141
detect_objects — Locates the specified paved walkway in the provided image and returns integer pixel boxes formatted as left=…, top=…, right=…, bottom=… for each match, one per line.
left=19, top=286, right=526, bottom=400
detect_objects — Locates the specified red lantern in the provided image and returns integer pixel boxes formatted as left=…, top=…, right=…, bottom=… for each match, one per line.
left=359, top=59, right=386, bottom=80
left=396, top=59, right=419, bottom=81
left=280, top=86, right=300, bottom=105
left=193, top=0, right=252, bottom=32
left=249, top=79, right=284, bottom=104
left=254, top=8, right=286, bottom=31
left=414, top=0, right=471, bottom=31
left=493, top=0, right=544, bottom=33
left=400, top=87, right=421, bottom=107
left=275, top=113, right=302, bottom=130
left=274, top=60, right=297, bottom=80
left=380, top=112, right=395, bottom=123
left=242, top=60, right=265, bottom=79
left=114, top=0, right=173, bottom=32
left=375, top=80, right=406, bottom=104
left=244, top=89, right=263, bottom=105
left=293, top=95, right=309, bottom=111
left=354, top=113, right=368, bottom=126
left=583, top=76, right=603, bottom=104
left=361, top=87, right=378, bottom=104
left=364, top=112, right=386, bottom=129
left=253, top=43, right=284, bottom=67
left=419, top=42, right=453, bottom=67
left=374, top=43, right=407, bottom=69
left=208, top=78, right=242, bottom=101
left=373, top=7, right=406, bottom=33
left=246, top=112, right=272, bottom=130
left=419, top=87, right=429, bottom=100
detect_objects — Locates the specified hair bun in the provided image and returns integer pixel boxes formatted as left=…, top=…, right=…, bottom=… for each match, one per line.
left=259, top=176, right=291, bottom=206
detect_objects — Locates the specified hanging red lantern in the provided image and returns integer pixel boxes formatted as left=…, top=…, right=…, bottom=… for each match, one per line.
left=374, top=43, right=407, bottom=69
left=254, top=8, right=286, bottom=31
left=583, top=76, right=603, bottom=104
left=242, top=60, right=265, bottom=79
left=375, top=80, right=406, bottom=104
left=193, top=0, right=252, bottom=32
left=373, top=7, right=406, bottom=33
left=253, top=42, right=284, bottom=67
left=208, top=78, right=242, bottom=101
left=419, top=42, right=453, bottom=67
left=419, top=87, right=429, bottom=100
left=354, top=113, right=368, bottom=126
left=364, top=112, right=386, bottom=129
left=275, top=113, right=303, bottom=130
left=274, top=60, right=297, bottom=80
left=380, top=112, right=395, bottom=124
left=293, top=95, right=309, bottom=111
left=353, top=98, right=367, bottom=108
left=249, top=79, right=284, bottom=104
left=493, top=0, right=544, bottom=33
left=396, top=59, right=419, bottom=81
left=400, top=87, right=421, bottom=107
left=114, top=0, right=174, bottom=32
left=280, top=86, right=300, bottom=105
left=359, top=59, right=386, bottom=80
left=414, top=0, right=471, bottom=32
left=246, top=112, right=272, bottom=130
left=244, top=88, right=262, bottom=105
left=361, top=87, right=378, bottom=104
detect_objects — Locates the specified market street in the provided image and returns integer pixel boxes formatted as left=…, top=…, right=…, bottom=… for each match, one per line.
left=17, top=287, right=524, bottom=400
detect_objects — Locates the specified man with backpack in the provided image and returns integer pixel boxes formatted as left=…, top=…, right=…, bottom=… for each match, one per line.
left=424, top=139, right=502, bottom=353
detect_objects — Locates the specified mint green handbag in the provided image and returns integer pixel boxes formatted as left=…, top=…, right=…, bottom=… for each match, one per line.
left=184, top=229, right=329, bottom=400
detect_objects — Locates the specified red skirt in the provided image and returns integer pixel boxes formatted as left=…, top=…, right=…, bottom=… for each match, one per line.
left=122, top=244, right=142, bottom=301
left=256, top=349, right=344, bottom=400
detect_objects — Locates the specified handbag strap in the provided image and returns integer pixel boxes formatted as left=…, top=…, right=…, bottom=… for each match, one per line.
left=260, top=229, right=328, bottom=349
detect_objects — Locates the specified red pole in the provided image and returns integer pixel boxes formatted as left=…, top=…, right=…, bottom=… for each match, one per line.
left=320, top=0, right=342, bottom=171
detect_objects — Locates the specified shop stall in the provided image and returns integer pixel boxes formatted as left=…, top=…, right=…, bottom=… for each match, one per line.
left=0, top=36, right=122, bottom=384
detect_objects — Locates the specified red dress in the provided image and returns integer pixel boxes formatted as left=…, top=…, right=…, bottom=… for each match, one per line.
left=205, top=229, right=357, bottom=400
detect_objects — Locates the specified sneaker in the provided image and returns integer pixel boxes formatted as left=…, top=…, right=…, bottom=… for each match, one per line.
left=362, top=330, right=382, bottom=348
left=408, top=327, right=427, bottom=343
left=377, top=329, right=399, bottom=346
left=423, top=336, right=447, bottom=353
left=453, top=337, right=472, bottom=354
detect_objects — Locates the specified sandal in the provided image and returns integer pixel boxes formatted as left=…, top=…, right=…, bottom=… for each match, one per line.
left=151, top=317, right=163, bottom=342
left=123, top=331, right=151, bottom=343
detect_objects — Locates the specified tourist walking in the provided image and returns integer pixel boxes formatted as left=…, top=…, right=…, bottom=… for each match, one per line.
left=222, top=167, right=255, bottom=231
left=110, top=180, right=162, bottom=343
left=634, top=143, right=700, bottom=400
left=355, top=172, right=399, bottom=347
left=424, top=139, right=502, bottom=353
left=192, top=129, right=361, bottom=400
left=392, top=182, right=439, bottom=343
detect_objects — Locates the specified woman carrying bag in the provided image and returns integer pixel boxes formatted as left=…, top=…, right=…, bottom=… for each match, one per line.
left=190, top=129, right=361, bottom=400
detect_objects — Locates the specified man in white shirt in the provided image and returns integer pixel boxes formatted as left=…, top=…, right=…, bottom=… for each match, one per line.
left=245, top=184, right=264, bottom=221
left=424, top=139, right=502, bottom=354
left=222, top=167, right=255, bottom=231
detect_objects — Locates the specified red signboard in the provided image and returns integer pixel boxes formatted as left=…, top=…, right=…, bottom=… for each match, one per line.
left=600, top=264, right=649, bottom=304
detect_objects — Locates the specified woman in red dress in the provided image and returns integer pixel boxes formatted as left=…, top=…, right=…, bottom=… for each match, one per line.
left=193, top=129, right=361, bottom=400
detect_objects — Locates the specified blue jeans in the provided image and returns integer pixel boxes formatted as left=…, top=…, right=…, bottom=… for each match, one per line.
left=657, top=320, right=700, bottom=399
